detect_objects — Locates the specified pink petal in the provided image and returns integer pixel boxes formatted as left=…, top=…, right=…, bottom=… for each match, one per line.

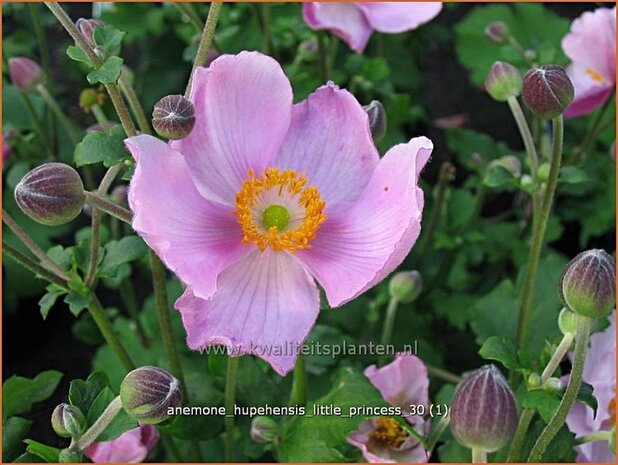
left=564, top=64, right=614, bottom=117
left=84, top=425, right=158, bottom=463
left=171, top=52, right=293, bottom=205
left=275, top=82, right=379, bottom=205
left=303, top=3, right=373, bottom=53
left=356, top=2, right=443, bottom=33
left=175, top=250, right=320, bottom=376
left=126, top=134, right=249, bottom=300
left=364, top=354, right=429, bottom=422
left=562, top=7, right=616, bottom=83
left=297, top=137, right=432, bottom=307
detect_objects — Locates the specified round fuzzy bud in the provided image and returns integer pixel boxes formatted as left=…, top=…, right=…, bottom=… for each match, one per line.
left=560, top=249, right=616, bottom=319
left=520, top=174, right=535, bottom=191
left=389, top=270, right=422, bottom=304
left=484, top=21, right=509, bottom=44
left=120, top=366, right=182, bottom=424
left=250, top=416, right=278, bottom=444
left=543, top=377, right=565, bottom=393
left=9, top=57, right=45, bottom=93
left=76, top=18, right=105, bottom=47
left=51, top=404, right=86, bottom=438
left=488, top=155, right=522, bottom=178
left=522, top=65, right=574, bottom=119
left=527, top=373, right=541, bottom=389
left=15, top=163, right=85, bottom=226
left=152, top=95, right=195, bottom=140
left=59, top=449, right=82, bottom=463
left=558, top=307, right=578, bottom=335
left=537, top=162, right=551, bottom=183
left=362, top=100, right=387, bottom=141
left=485, top=61, right=522, bottom=101
left=450, top=365, right=518, bottom=452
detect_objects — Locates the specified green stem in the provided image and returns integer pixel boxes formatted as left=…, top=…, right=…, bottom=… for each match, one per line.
left=575, top=431, right=612, bottom=445
left=84, top=191, right=132, bottom=224
left=417, top=162, right=454, bottom=268
left=515, top=116, right=564, bottom=350
left=317, top=32, right=329, bottom=82
left=472, top=447, right=487, bottom=463
left=161, top=434, right=183, bottom=462
left=88, top=295, right=135, bottom=372
left=2, top=239, right=67, bottom=288
left=75, top=396, right=122, bottom=451
left=379, top=296, right=399, bottom=366
left=540, top=332, right=574, bottom=384
left=427, top=365, right=461, bottom=384
left=16, top=91, right=53, bottom=156
left=173, top=2, right=203, bottom=31
left=118, top=74, right=150, bottom=135
left=2, top=210, right=69, bottom=280
left=150, top=251, right=188, bottom=394
left=185, top=1, right=223, bottom=97
left=569, top=92, right=615, bottom=164
left=507, top=96, right=539, bottom=178
left=260, top=3, right=272, bottom=55
left=289, top=354, right=307, bottom=406
left=225, top=356, right=240, bottom=462
left=527, top=315, right=593, bottom=462
left=36, top=84, right=81, bottom=146
left=506, top=408, right=535, bottom=462
left=425, top=414, right=450, bottom=453
left=119, top=280, right=151, bottom=347
left=91, top=104, right=109, bottom=124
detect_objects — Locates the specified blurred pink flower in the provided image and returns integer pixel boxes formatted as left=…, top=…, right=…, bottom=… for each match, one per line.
left=303, top=2, right=443, bottom=53
left=3, top=140, right=12, bottom=166
left=348, top=354, right=430, bottom=462
left=562, top=7, right=616, bottom=117
left=564, top=313, right=616, bottom=462
left=84, top=425, right=159, bottom=463
left=126, top=52, right=432, bottom=375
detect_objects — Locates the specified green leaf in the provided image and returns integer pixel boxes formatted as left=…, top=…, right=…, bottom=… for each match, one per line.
left=74, top=125, right=128, bottom=167
left=446, top=127, right=512, bottom=171
left=277, top=367, right=390, bottom=462
left=479, top=336, right=520, bottom=370
left=522, top=390, right=560, bottom=423
left=484, top=165, right=517, bottom=188
left=69, top=372, right=110, bottom=414
left=38, top=290, right=61, bottom=319
left=93, top=25, right=126, bottom=55
left=87, top=56, right=124, bottom=85
left=438, top=440, right=471, bottom=462
left=560, top=166, right=592, bottom=185
left=24, top=440, right=61, bottom=463
left=87, top=387, right=137, bottom=441
left=3, top=371, right=63, bottom=418
left=100, top=236, right=148, bottom=274
left=66, top=45, right=92, bottom=66
left=64, top=290, right=93, bottom=317
left=576, top=382, right=598, bottom=416
left=3, top=417, right=32, bottom=462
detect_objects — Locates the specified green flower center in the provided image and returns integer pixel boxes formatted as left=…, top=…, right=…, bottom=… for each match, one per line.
left=262, top=204, right=290, bottom=231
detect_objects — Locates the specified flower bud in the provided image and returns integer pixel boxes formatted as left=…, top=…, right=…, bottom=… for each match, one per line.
left=522, top=65, right=574, bottom=119
left=389, top=270, right=422, bottom=304
left=15, top=163, right=85, bottom=226
left=250, top=416, right=278, bottom=444
left=523, top=49, right=538, bottom=63
left=488, top=155, right=522, bottom=177
left=363, top=100, right=387, bottom=141
left=558, top=307, right=578, bottom=335
left=527, top=372, right=541, bottom=389
left=76, top=18, right=105, bottom=47
left=450, top=365, right=518, bottom=452
left=51, top=404, right=87, bottom=438
left=79, top=88, right=102, bottom=113
left=59, top=448, right=82, bottom=463
left=543, top=377, right=565, bottom=393
left=9, top=57, right=45, bottom=93
left=111, top=185, right=128, bottom=206
left=537, top=162, right=550, bottom=183
left=120, top=366, right=182, bottom=424
left=485, top=61, right=522, bottom=102
left=152, top=95, right=196, bottom=140
left=484, top=21, right=509, bottom=44
left=520, top=174, right=535, bottom=191
left=559, top=249, right=615, bottom=319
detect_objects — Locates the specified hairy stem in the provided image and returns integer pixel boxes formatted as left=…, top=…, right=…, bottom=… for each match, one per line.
left=472, top=447, right=487, bottom=463
left=75, top=396, right=123, bottom=451
left=506, top=407, right=535, bottom=462
left=427, top=365, right=462, bottom=384
left=36, top=84, right=81, bottom=146
left=289, top=354, right=307, bottom=406
left=378, top=296, right=399, bottom=366
left=2, top=239, right=67, bottom=288
left=84, top=191, right=132, bottom=224
left=225, top=356, right=240, bottom=462
left=540, top=332, right=574, bottom=384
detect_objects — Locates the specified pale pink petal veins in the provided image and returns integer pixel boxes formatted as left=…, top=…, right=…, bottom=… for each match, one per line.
left=170, top=52, right=293, bottom=205
left=364, top=354, right=429, bottom=422
left=126, top=135, right=249, bottom=301
left=175, top=250, right=320, bottom=376
left=303, top=3, right=373, bottom=53
left=356, top=2, right=443, bottom=33
left=84, top=425, right=158, bottom=463
left=297, top=137, right=432, bottom=308
left=275, top=82, right=379, bottom=205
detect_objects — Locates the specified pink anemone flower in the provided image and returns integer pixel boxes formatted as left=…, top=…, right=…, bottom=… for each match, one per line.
left=84, top=425, right=159, bottom=463
left=348, top=354, right=430, bottom=462
left=126, top=52, right=432, bottom=376
left=303, top=2, right=443, bottom=53
left=562, top=7, right=616, bottom=117
left=564, top=313, right=616, bottom=462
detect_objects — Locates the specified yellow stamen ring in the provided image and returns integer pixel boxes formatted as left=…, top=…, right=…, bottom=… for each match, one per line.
left=234, top=167, right=327, bottom=253
left=370, top=417, right=409, bottom=448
